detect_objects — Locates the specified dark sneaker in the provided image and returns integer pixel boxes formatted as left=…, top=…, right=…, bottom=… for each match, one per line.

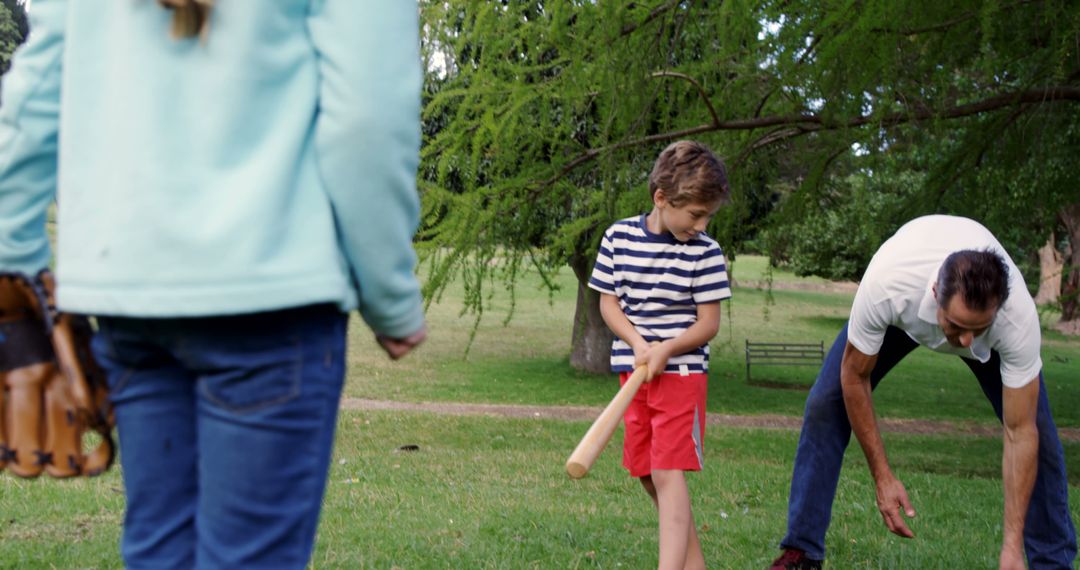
left=769, top=548, right=823, bottom=570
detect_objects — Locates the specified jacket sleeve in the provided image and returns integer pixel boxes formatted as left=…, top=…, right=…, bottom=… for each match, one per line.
left=307, top=0, right=425, bottom=338
left=0, top=0, right=66, bottom=274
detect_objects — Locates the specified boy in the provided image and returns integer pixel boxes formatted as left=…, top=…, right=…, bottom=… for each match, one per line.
left=588, top=140, right=732, bottom=569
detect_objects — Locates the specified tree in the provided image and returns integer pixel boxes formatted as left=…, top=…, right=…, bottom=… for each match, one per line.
left=420, top=1, right=753, bottom=371
left=1060, top=204, right=1080, bottom=326
left=763, top=168, right=921, bottom=281
left=1034, top=234, right=1063, bottom=305
left=419, top=0, right=1080, bottom=371
left=757, top=0, right=1080, bottom=295
left=0, top=0, right=26, bottom=76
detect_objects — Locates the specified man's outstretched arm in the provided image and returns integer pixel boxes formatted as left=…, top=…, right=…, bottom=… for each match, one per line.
left=840, top=340, right=917, bottom=538
left=999, top=377, right=1039, bottom=570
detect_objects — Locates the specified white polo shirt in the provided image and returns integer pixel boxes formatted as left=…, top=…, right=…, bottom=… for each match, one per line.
left=847, top=215, right=1042, bottom=388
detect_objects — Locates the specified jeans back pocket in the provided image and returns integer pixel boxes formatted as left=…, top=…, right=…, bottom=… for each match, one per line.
left=195, top=335, right=303, bottom=414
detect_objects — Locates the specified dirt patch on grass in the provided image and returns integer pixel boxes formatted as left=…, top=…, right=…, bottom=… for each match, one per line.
left=340, top=398, right=1080, bottom=442
left=737, top=279, right=859, bottom=295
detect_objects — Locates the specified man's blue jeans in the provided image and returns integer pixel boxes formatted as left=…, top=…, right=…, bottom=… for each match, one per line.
left=780, top=323, right=1077, bottom=569
left=92, top=304, right=347, bottom=570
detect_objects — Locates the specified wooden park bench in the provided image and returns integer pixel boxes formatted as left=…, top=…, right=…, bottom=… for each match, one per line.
left=744, top=340, right=825, bottom=384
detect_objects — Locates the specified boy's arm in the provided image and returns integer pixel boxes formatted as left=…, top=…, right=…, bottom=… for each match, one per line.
left=598, top=293, right=651, bottom=364
left=645, top=302, right=721, bottom=377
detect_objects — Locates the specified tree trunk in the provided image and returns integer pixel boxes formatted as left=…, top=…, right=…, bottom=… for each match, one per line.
left=1034, top=233, right=1064, bottom=305
left=1059, top=203, right=1080, bottom=325
left=569, top=255, right=614, bottom=374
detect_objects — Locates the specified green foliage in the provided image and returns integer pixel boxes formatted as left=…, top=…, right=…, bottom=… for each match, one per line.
left=945, top=108, right=1080, bottom=286
left=764, top=170, right=921, bottom=280
left=755, top=0, right=1080, bottom=279
left=420, top=1, right=1079, bottom=315
left=418, top=1, right=774, bottom=326
left=0, top=0, right=24, bottom=76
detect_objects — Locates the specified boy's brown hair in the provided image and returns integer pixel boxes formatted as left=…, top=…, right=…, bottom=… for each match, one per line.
left=648, top=140, right=730, bottom=207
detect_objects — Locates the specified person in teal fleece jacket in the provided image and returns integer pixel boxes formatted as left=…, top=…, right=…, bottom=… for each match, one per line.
left=0, top=1, right=427, bottom=567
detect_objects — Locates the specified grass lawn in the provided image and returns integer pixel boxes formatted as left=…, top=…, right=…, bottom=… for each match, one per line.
left=2, top=256, right=1078, bottom=568
left=346, top=256, right=1080, bottom=428
left=5, top=411, right=1079, bottom=568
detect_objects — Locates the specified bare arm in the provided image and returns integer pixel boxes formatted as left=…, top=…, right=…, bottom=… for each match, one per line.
left=999, top=378, right=1039, bottom=570
left=840, top=340, right=917, bottom=538
left=599, top=293, right=650, bottom=363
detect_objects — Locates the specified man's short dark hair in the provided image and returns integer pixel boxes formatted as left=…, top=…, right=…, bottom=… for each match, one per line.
left=935, top=249, right=1011, bottom=312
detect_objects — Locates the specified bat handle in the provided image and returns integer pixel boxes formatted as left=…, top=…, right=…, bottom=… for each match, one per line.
left=565, top=365, right=649, bottom=479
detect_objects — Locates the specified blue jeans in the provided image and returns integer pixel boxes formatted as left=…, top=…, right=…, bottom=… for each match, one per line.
left=92, top=304, right=347, bottom=570
left=781, top=323, right=1077, bottom=569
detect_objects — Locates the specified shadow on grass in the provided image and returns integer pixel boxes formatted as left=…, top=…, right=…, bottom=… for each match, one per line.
left=885, top=435, right=1080, bottom=486
left=747, top=379, right=813, bottom=392
left=799, top=315, right=847, bottom=331
left=437, top=356, right=616, bottom=405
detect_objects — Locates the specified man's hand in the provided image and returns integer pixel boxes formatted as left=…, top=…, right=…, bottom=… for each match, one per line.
left=875, top=475, right=916, bottom=538
left=376, top=325, right=427, bottom=360
left=999, top=543, right=1025, bottom=570
left=841, top=341, right=917, bottom=539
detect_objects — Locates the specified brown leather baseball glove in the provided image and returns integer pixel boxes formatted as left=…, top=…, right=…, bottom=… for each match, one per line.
left=0, top=271, right=114, bottom=478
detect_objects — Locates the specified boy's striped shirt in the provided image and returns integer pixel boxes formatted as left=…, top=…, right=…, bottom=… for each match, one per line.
left=588, top=214, right=732, bottom=373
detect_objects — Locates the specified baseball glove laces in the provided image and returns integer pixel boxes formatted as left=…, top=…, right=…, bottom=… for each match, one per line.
left=0, top=270, right=115, bottom=478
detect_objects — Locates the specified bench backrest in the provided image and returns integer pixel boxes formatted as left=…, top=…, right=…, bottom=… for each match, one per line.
left=744, top=340, right=824, bottom=383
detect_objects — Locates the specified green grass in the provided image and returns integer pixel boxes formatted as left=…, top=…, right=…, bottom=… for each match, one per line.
left=3, top=255, right=1078, bottom=568
left=346, top=257, right=1080, bottom=428
left=6, top=412, right=1079, bottom=569
left=0, top=473, right=125, bottom=569
left=315, top=412, right=1055, bottom=569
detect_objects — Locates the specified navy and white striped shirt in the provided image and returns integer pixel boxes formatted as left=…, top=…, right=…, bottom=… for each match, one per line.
left=588, top=214, right=732, bottom=373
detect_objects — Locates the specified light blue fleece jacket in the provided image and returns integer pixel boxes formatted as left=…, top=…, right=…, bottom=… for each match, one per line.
left=0, top=0, right=425, bottom=338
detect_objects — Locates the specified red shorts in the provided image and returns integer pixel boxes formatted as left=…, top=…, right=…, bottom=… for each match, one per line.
left=620, top=371, right=708, bottom=478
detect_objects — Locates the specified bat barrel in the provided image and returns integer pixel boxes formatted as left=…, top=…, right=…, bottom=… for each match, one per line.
left=566, top=460, right=589, bottom=479
left=564, top=366, right=648, bottom=479
left=565, top=455, right=591, bottom=479
left=565, top=419, right=610, bottom=479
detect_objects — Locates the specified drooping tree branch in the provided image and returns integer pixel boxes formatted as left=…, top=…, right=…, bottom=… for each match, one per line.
left=535, top=85, right=1080, bottom=189
left=618, top=0, right=683, bottom=39
left=870, top=0, right=1039, bottom=35
left=651, top=71, right=720, bottom=126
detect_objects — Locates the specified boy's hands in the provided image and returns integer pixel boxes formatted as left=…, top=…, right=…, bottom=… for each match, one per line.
left=631, top=340, right=652, bottom=369
left=633, top=341, right=671, bottom=381
left=630, top=302, right=720, bottom=381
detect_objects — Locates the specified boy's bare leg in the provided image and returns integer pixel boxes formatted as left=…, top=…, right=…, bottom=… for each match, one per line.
left=652, top=469, right=693, bottom=570
left=643, top=472, right=705, bottom=570
left=685, top=508, right=705, bottom=570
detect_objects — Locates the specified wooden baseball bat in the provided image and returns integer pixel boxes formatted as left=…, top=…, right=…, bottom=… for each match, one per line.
left=566, top=365, right=649, bottom=479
